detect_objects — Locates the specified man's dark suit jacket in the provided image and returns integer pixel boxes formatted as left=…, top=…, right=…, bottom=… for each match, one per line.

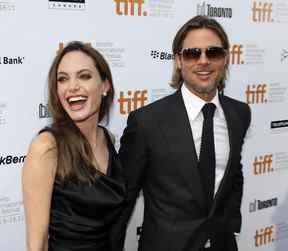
left=117, top=90, right=251, bottom=251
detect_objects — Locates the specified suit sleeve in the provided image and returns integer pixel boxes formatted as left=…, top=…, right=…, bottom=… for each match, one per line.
left=226, top=104, right=251, bottom=233
left=109, top=110, right=148, bottom=251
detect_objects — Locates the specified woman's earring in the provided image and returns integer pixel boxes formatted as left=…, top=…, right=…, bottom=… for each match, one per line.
left=102, top=92, right=107, bottom=97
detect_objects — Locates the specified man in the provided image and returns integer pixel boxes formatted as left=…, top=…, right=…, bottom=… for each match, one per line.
left=118, top=15, right=251, bottom=251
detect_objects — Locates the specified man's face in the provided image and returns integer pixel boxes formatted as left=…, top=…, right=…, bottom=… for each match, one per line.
left=176, top=28, right=228, bottom=101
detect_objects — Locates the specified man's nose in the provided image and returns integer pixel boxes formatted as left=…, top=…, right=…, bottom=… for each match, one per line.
left=198, top=50, right=210, bottom=64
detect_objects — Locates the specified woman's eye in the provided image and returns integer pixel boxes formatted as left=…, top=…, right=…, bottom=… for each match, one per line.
left=80, top=74, right=92, bottom=80
left=57, top=76, right=67, bottom=83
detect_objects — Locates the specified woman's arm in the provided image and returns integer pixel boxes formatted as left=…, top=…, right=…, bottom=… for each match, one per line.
left=22, top=132, right=57, bottom=251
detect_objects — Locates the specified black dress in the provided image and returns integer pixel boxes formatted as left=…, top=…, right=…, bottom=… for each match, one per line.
left=47, top=127, right=126, bottom=251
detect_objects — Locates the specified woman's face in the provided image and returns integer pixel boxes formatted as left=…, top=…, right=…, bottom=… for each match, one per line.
left=56, top=51, right=109, bottom=123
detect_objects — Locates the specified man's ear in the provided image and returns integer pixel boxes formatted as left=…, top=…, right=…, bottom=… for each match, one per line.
left=224, top=53, right=229, bottom=66
left=175, top=54, right=182, bottom=70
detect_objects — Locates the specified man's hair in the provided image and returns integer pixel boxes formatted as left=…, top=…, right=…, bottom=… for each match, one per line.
left=170, top=15, right=230, bottom=91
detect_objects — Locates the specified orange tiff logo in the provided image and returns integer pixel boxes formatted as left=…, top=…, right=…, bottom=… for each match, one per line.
left=229, top=44, right=244, bottom=65
left=254, top=225, right=274, bottom=247
left=252, top=1, right=273, bottom=22
left=118, top=90, right=148, bottom=114
left=245, top=84, right=267, bottom=104
left=253, top=154, right=273, bottom=175
left=114, top=0, right=148, bottom=16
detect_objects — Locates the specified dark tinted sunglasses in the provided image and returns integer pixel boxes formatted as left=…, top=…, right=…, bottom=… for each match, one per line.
left=179, top=46, right=227, bottom=61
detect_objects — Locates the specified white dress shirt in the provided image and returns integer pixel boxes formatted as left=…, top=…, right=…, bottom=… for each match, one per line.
left=181, top=83, right=230, bottom=195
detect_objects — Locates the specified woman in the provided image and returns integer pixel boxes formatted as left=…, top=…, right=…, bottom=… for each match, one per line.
left=22, top=41, right=125, bottom=251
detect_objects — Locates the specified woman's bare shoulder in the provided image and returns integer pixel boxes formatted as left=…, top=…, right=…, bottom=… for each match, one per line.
left=28, top=131, right=57, bottom=156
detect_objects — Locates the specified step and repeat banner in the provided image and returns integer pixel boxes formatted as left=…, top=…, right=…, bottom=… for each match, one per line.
left=0, top=0, right=288, bottom=250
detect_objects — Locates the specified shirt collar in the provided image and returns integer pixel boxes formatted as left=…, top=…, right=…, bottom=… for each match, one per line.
left=181, top=83, right=225, bottom=121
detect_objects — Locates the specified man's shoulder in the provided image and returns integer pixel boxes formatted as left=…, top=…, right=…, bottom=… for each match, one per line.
left=221, top=94, right=249, bottom=110
left=221, top=94, right=251, bottom=127
left=134, top=90, right=178, bottom=115
left=127, top=91, right=179, bottom=126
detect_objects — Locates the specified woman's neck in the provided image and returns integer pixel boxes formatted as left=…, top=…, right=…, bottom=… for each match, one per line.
left=75, top=114, right=100, bottom=149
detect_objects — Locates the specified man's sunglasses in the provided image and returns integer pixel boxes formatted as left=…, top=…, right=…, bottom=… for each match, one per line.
left=179, top=46, right=227, bottom=61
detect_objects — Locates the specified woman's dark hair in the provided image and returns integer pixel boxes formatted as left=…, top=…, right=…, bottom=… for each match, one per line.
left=47, top=41, right=114, bottom=184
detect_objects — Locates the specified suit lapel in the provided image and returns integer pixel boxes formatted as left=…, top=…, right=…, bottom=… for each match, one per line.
left=157, top=90, right=206, bottom=209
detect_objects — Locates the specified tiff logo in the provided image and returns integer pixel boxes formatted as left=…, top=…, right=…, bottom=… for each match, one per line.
left=245, top=84, right=267, bottom=104
left=229, top=44, right=244, bottom=65
left=253, top=154, right=273, bottom=175
left=39, top=103, right=51, bottom=118
left=118, top=90, right=148, bottom=114
left=254, top=225, right=274, bottom=247
left=114, top=0, right=148, bottom=16
left=252, top=1, right=273, bottom=22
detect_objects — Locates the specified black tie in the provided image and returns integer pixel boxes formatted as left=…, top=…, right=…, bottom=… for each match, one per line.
left=198, top=103, right=216, bottom=213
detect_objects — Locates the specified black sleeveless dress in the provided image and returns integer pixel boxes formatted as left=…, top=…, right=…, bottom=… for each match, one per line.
left=47, top=127, right=126, bottom=251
